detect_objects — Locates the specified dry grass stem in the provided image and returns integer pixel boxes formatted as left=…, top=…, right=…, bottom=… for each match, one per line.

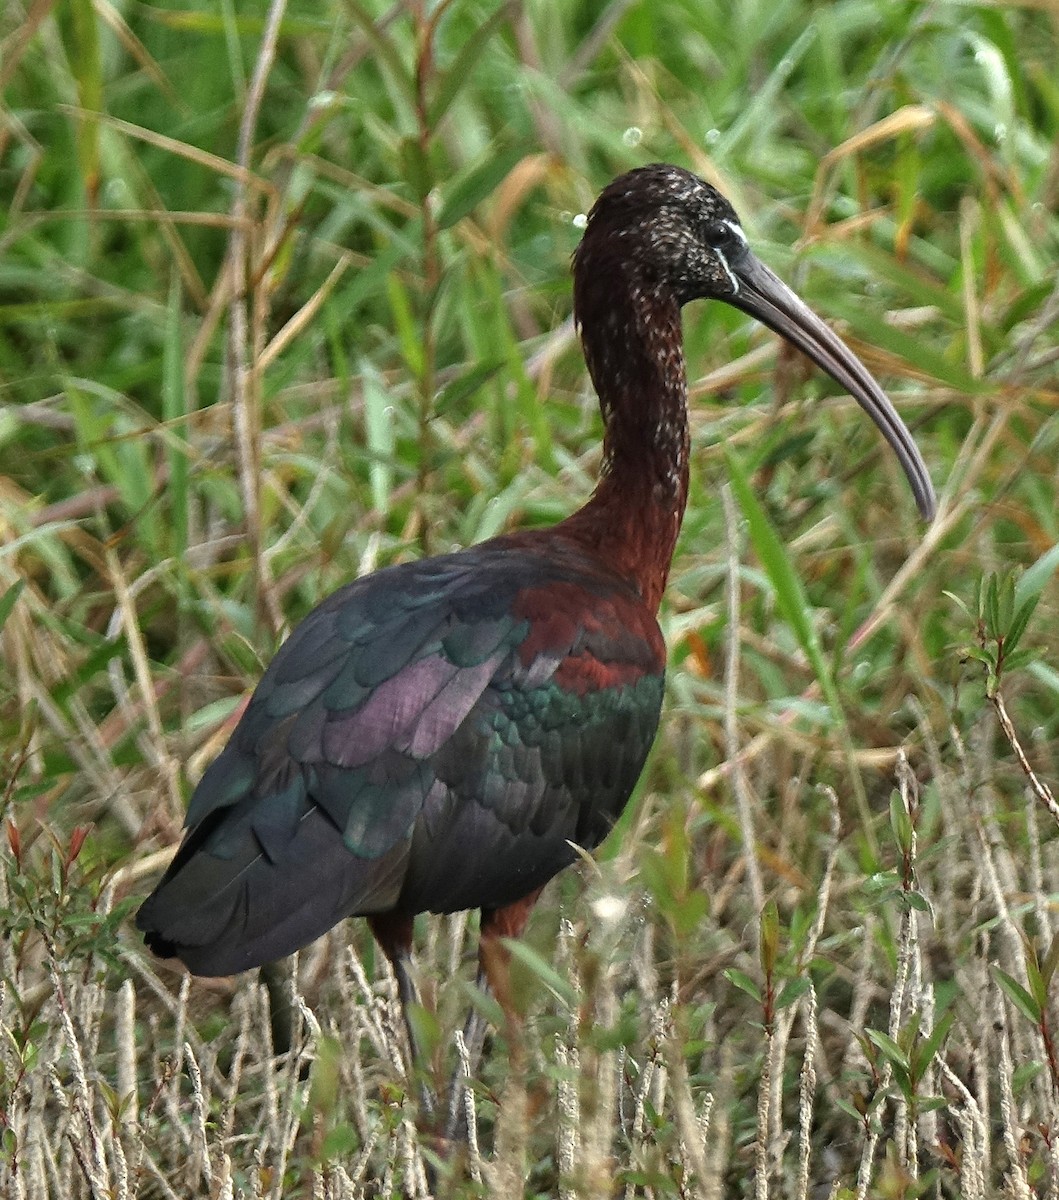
left=722, top=482, right=765, bottom=918
left=991, top=687, right=1059, bottom=829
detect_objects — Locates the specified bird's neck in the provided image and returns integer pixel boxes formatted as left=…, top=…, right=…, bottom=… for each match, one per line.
left=558, top=285, right=690, bottom=614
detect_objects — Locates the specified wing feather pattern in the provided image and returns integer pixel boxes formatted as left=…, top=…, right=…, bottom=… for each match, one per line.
left=137, top=539, right=665, bottom=975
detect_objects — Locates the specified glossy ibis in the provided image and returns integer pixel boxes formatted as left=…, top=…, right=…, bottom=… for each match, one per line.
left=137, top=163, right=934, bottom=1098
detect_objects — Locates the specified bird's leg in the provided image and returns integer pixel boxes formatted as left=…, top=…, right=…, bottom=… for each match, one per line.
left=258, top=959, right=294, bottom=1057
left=368, top=913, right=437, bottom=1119
left=444, top=962, right=490, bottom=1146
left=445, top=891, right=542, bottom=1142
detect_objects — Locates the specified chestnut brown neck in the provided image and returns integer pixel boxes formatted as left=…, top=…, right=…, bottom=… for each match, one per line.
left=557, top=273, right=690, bottom=614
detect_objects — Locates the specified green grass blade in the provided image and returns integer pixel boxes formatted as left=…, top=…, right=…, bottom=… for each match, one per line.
left=0, top=580, right=25, bottom=632
left=725, top=448, right=881, bottom=856
left=821, top=294, right=986, bottom=392
left=724, top=448, right=839, bottom=719
left=62, top=0, right=104, bottom=206
left=438, top=142, right=527, bottom=231
left=428, top=3, right=515, bottom=128
left=162, top=275, right=188, bottom=561
left=1015, top=542, right=1059, bottom=610
left=361, top=360, right=395, bottom=517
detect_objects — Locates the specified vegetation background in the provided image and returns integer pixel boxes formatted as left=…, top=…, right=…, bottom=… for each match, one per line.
left=2, top=0, right=1058, bottom=1195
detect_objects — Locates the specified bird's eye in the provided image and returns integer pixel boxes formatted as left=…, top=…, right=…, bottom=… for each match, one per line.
left=702, top=221, right=739, bottom=251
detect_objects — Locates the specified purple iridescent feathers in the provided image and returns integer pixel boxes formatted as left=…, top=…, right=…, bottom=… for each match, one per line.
left=136, top=536, right=665, bottom=975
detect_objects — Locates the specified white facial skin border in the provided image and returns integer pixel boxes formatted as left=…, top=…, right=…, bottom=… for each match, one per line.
left=715, top=220, right=748, bottom=294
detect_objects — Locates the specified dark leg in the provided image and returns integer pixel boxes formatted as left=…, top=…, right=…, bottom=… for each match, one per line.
left=259, top=959, right=293, bottom=1056
left=368, top=913, right=437, bottom=1120
left=445, top=963, right=490, bottom=1144
left=445, top=890, right=543, bottom=1142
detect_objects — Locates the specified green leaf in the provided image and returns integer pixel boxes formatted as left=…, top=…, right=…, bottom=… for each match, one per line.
left=835, top=1097, right=868, bottom=1124
left=428, top=3, right=516, bottom=126
left=760, top=899, right=780, bottom=977
left=346, top=2, right=414, bottom=101
left=435, top=359, right=506, bottom=414
left=1041, top=930, right=1059, bottom=989
left=461, top=975, right=505, bottom=1030
left=776, top=977, right=812, bottom=1010
left=865, top=1028, right=909, bottom=1071
left=504, top=938, right=577, bottom=1010
left=865, top=869, right=901, bottom=896
left=398, top=136, right=433, bottom=204
left=992, top=965, right=1042, bottom=1024
left=723, top=969, right=762, bottom=1004
left=831, top=242, right=964, bottom=323
left=889, top=789, right=912, bottom=852
left=1012, top=1061, right=1044, bottom=1093
left=340, top=235, right=414, bottom=313
left=1029, top=661, right=1059, bottom=698
left=1000, top=648, right=1035, bottom=675
left=1024, top=947, right=1047, bottom=1011
left=320, top=1124, right=359, bottom=1161
left=1003, top=596, right=1038, bottom=658
left=718, top=24, right=817, bottom=157
left=1016, top=543, right=1059, bottom=609
left=997, top=572, right=1016, bottom=634
left=404, top=1001, right=441, bottom=1061
left=0, top=580, right=25, bottom=631
left=910, top=1010, right=955, bottom=1082
left=670, top=889, right=709, bottom=939
left=438, top=142, right=528, bottom=231
left=985, top=574, right=1000, bottom=639
left=942, top=589, right=973, bottom=620
left=961, top=646, right=994, bottom=668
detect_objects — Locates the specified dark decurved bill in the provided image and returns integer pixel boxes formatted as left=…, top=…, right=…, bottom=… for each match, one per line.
left=726, top=251, right=936, bottom=521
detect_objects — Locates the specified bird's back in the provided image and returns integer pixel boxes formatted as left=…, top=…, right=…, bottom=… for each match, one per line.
left=136, top=534, right=666, bottom=976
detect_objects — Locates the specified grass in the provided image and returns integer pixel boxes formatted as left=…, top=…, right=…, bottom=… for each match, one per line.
left=2, top=0, right=1058, bottom=1195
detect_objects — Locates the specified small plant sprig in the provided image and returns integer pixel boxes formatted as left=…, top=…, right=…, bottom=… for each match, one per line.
left=992, top=927, right=1059, bottom=1101
left=724, top=900, right=811, bottom=1036
left=2, top=822, right=131, bottom=975
left=961, top=570, right=1038, bottom=699
left=858, top=1011, right=954, bottom=1136
left=952, top=569, right=1059, bottom=829
left=863, top=784, right=933, bottom=918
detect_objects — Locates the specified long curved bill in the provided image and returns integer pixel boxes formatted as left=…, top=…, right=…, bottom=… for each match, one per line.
left=726, top=251, right=936, bottom=521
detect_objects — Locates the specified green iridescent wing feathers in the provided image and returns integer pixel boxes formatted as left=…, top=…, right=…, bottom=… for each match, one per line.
left=136, top=541, right=664, bottom=974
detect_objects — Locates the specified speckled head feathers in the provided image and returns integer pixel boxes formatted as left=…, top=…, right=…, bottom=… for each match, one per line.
left=574, top=164, right=749, bottom=305
left=572, top=163, right=937, bottom=521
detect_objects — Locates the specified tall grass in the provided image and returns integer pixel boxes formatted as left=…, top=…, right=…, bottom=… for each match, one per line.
left=2, top=0, right=1058, bottom=1195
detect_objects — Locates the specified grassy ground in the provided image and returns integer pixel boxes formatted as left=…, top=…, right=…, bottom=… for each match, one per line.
left=2, top=0, right=1059, bottom=1196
